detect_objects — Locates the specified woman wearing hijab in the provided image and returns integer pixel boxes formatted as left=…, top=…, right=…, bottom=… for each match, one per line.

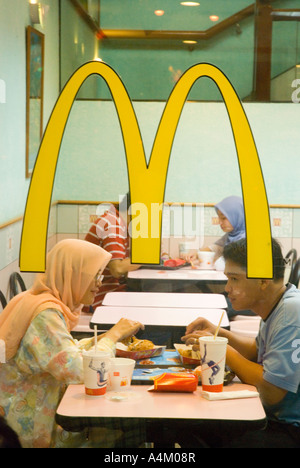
left=206, top=196, right=254, bottom=317
left=211, top=195, right=245, bottom=258
left=0, top=239, right=144, bottom=448
left=187, top=196, right=245, bottom=265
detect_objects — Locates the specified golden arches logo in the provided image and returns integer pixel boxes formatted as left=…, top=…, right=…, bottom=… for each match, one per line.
left=20, top=61, right=272, bottom=278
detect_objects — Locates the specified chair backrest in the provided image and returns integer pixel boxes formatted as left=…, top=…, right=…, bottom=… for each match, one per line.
left=290, top=258, right=300, bottom=287
left=0, top=290, right=7, bottom=310
left=9, top=272, right=26, bottom=299
left=284, top=249, right=298, bottom=284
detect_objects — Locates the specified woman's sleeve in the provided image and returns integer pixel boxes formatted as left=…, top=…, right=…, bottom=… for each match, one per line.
left=17, top=309, right=115, bottom=384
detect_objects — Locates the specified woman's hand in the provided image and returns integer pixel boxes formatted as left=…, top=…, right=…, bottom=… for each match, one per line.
left=105, top=318, right=144, bottom=343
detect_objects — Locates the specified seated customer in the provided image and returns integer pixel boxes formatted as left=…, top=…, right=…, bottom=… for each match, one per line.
left=183, top=237, right=300, bottom=448
left=84, top=194, right=140, bottom=311
left=205, top=195, right=246, bottom=259
left=0, top=239, right=144, bottom=448
left=189, top=196, right=253, bottom=317
left=188, top=195, right=245, bottom=264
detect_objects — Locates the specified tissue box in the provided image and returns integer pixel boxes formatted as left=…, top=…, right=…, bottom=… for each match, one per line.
left=148, top=373, right=198, bottom=392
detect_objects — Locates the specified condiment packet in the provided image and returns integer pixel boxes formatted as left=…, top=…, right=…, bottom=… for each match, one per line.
left=148, top=373, right=198, bottom=392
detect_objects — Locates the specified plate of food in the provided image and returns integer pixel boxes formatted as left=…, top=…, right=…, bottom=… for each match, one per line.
left=116, top=336, right=166, bottom=360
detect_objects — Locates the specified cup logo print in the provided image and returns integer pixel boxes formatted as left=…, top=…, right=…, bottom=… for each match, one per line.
left=20, top=61, right=272, bottom=279
left=201, top=343, right=222, bottom=385
left=89, top=357, right=109, bottom=389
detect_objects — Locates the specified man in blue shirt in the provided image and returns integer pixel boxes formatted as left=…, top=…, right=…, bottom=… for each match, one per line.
left=183, top=237, right=300, bottom=447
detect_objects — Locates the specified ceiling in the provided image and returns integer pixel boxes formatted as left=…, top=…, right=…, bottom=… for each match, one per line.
left=99, top=0, right=253, bottom=32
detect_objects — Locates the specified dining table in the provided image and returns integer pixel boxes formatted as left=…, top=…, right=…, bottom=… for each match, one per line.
left=127, top=266, right=228, bottom=292
left=92, top=291, right=229, bottom=346
left=91, top=306, right=229, bottom=330
left=55, top=382, right=266, bottom=448
left=101, top=291, right=228, bottom=309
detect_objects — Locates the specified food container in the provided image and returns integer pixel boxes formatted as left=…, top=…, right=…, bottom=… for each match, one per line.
left=174, top=343, right=201, bottom=366
left=116, top=342, right=166, bottom=360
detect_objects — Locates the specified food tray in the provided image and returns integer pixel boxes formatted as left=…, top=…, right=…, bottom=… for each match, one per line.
left=140, top=262, right=190, bottom=271
left=136, top=350, right=182, bottom=368
left=132, top=367, right=193, bottom=384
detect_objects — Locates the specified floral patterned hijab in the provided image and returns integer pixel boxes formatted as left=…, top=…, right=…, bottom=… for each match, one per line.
left=0, top=239, right=111, bottom=360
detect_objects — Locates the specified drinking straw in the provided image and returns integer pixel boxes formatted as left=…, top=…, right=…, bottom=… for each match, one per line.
left=213, top=311, right=224, bottom=339
left=94, top=325, right=98, bottom=352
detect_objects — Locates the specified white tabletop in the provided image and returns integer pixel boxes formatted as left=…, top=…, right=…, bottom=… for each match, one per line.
left=91, top=306, right=229, bottom=328
left=102, top=291, right=227, bottom=309
left=128, top=268, right=227, bottom=282
left=56, top=383, right=265, bottom=423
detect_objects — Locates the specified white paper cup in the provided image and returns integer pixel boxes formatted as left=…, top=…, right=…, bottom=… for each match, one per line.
left=107, top=357, right=135, bottom=391
left=179, top=242, right=192, bottom=259
left=199, top=336, right=228, bottom=392
left=197, top=251, right=215, bottom=269
left=82, top=350, right=111, bottom=396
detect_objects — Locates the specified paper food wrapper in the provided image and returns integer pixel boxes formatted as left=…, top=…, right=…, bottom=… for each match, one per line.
left=174, top=344, right=201, bottom=365
left=148, top=373, right=198, bottom=393
left=116, top=342, right=165, bottom=360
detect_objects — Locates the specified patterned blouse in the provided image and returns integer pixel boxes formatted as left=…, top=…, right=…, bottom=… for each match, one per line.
left=0, top=309, right=116, bottom=448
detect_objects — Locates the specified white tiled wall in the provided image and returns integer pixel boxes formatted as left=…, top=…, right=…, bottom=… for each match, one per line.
left=1, top=202, right=300, bottom=305
left=56, top=203, right=300, bottom=257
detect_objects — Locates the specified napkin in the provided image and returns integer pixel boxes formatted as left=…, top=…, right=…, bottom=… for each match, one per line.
left=201, top=390, right=259, bottom=400
left=0, top=339, right=5, bottom=363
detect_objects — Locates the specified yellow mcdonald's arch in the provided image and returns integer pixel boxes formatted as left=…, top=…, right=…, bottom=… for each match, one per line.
left=20, top=61, right=272, bottom=278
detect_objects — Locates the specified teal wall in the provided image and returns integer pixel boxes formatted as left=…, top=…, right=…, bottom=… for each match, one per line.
left=1, top=0, right=300, bottom=231
left=0, top=0, right=59, bottom=226
left=54, top=100, right=300, bottom=205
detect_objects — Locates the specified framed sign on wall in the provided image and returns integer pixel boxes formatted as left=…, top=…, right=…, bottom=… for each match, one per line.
left=26, top=26, right=44, bottom=178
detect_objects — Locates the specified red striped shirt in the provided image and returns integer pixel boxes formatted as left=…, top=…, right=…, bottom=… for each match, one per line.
left=83, top=208, right=129, bottom=311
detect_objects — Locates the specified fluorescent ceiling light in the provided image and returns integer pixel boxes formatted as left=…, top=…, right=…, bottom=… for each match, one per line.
left=180, top=2, right=200, bottom=6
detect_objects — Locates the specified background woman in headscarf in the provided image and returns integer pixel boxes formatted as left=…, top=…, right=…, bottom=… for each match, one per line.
left=186, top=196, right=252, bottom=317
left=0, top=239, right=144, bottom=448
left=186, top=196, right=245, bottom=267
left=203, top=196, right=254, bottom=317
left=202, top=195, right=245, bottom=262
left=210, top=195, right=245, bottom=258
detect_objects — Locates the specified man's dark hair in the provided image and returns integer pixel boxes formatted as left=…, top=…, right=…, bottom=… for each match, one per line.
left=223, top=237, right=285, bottom=281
